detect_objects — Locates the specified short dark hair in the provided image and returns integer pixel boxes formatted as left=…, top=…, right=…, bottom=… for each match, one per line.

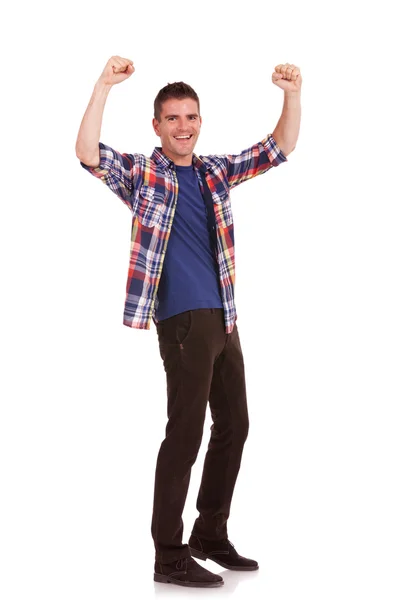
left=154, top=82, right=200, bottom=121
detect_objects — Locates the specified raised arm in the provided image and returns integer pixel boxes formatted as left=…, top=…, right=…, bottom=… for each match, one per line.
left=271, top=63, right=302, bottom=157
left=75, top=56, right=135, bottom=166
left=204, top=64, right=302, bottom=189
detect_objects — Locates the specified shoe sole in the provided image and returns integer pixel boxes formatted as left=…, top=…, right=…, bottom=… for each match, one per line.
left=189, top=547, right=259, bottom=571
left=154, top=573, right=224, bottom=587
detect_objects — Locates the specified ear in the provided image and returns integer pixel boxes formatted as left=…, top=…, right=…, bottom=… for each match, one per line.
left=152, top=118, right=161, bottom=137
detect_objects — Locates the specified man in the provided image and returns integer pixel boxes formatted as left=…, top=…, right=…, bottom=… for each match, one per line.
left=75, top=56, right=301, bottom=588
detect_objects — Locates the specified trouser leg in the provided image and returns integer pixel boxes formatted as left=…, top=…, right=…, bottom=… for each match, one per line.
left=151, top=309, right=226, bottom=563
left=192, top=322, right=249, bottom=541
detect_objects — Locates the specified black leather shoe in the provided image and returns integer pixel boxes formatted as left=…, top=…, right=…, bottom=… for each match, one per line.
left=188, top=534, right=259, bottom=571
left=154, top=557, right=224, bottom=587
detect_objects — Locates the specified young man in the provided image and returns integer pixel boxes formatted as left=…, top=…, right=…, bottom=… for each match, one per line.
left=76, top=56, right=302, bottom=588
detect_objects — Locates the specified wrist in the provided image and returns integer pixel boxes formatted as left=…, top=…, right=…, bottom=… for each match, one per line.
left=284, top=90, right=301, bottom=97
left=94, top=79, right=113, bottom=94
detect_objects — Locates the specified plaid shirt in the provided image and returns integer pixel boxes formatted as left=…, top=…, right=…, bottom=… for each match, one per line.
left=80, top=134, right=287, bottom=333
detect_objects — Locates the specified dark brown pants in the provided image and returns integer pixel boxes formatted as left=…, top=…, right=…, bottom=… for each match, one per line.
left=151, top=308, right=249, bottom=563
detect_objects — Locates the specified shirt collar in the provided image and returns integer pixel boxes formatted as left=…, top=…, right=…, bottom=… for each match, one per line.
left=151, top=147, right=212, bottom=174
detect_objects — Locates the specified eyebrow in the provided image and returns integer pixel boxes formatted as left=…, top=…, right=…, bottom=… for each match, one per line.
left=164, top=113, right=199, bottom=118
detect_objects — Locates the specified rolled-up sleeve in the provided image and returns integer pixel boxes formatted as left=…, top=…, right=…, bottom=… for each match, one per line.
left=221, top=134, right=288, bottom=189
left=80, top=142, right=137, bottom=212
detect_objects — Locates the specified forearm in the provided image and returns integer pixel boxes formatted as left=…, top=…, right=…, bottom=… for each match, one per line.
left=272, top=91, right=301, bottom=157
left=75, top=81, right=112, bottom=165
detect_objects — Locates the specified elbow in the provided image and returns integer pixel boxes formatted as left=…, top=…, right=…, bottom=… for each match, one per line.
left=75, top=145, right=86, bottom=162
left=283, top=144, right=296, bottom=158
left=76, top=147, right=100, bottom=168
left=75, top=139, right=100, bottom=165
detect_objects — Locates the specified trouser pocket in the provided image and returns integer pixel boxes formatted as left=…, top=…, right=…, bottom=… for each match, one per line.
left=156, top=310, right=194, bottom=348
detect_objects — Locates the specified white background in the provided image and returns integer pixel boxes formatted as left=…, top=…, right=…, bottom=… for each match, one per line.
left=1, top=0, right=399, bottom=598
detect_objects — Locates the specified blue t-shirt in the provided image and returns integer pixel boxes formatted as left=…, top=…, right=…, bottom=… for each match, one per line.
left=155, top=164, right=223, bottom=321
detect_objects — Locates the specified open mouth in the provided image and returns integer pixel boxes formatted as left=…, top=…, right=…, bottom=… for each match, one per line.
left=174, top=135, right=193, bottom=142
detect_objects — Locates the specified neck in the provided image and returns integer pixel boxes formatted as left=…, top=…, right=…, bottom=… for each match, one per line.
left=161, top=147, right=193, bottom=166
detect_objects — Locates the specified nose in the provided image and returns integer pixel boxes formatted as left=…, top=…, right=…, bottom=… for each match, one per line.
left=175, top=117, right=193, bottom=132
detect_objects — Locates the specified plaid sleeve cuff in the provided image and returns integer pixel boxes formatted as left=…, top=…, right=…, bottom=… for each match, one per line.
left=260, top=134, right=288, bottom=166
left=79, top=142, right=112, bottom=177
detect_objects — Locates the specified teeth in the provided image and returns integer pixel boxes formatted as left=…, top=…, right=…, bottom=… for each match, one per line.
left=175, top=135, right=191, bottom=139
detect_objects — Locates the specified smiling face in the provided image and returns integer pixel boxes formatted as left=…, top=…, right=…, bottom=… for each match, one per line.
left=152, top=97, right=202, bottom=166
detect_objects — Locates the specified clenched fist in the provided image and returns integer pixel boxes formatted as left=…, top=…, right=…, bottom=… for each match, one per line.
left=98, top=56, right=135, bottom=87
left=272, top=63, right=302, bottom=93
